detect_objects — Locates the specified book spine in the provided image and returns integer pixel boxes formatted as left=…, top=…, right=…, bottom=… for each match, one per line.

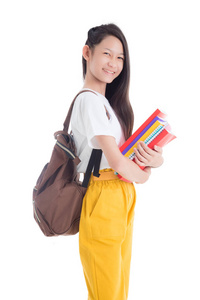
left=128, top=124, right=165, bottom=160
left=120, top=109, right=163, bottom=153
left=122, top=116, right=164, bottom=155
left=117, top=128, right=175, bottom=180
left=124, top=120, right=164, bottom=158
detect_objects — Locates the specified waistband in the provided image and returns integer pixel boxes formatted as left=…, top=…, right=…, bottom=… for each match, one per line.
left=91, top=169, right=119, bottom=181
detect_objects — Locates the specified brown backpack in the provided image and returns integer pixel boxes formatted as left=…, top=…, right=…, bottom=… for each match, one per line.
left=33, top=90, right=102, bottom=236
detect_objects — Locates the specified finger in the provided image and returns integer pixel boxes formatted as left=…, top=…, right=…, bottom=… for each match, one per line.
left=154, top=145, right=163, bottom=153
left=134, top=155, right=146, bottom=167
left=137, top=142, right=152, bottom=158
left=134, top=148, right=148, bottom=164
left=139, top=141, right=156, bottom=156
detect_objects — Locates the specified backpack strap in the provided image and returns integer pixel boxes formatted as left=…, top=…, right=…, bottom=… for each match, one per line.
left=63, top=89, right=97, bottom=132
left=82, top=149, right=102, bottom=188
left=63, top=89, right=102, bottom=187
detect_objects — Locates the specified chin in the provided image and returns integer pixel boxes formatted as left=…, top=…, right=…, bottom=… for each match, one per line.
left=104, top=77, right=117, bottom=84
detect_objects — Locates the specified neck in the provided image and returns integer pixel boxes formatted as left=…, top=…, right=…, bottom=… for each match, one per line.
left=83, top=77, right=106, bottom=96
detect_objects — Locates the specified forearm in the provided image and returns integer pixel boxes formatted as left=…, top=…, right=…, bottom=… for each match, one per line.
left=113, top=155, right=151, bottom=184
left=95, top=135, right=151, bottom=184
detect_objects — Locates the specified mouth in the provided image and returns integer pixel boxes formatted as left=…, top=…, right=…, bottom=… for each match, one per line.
left=103, top=69, right=115, bottom=75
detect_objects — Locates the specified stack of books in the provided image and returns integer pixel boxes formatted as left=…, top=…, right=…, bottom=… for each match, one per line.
left=118, top=109, right=176, bottom=181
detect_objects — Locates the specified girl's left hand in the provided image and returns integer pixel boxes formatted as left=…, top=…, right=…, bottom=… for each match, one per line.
left=134, top=141, right=164, bottom=168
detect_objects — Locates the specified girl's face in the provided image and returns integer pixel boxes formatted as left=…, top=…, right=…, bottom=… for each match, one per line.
left=83, top=35, right=124, bottom=89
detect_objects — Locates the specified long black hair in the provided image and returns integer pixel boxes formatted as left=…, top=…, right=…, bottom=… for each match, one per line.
left=82, top=23, right=134, bottom=140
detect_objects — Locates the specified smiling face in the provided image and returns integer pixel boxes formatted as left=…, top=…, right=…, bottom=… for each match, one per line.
left=82, top=35, right=124, bottom=94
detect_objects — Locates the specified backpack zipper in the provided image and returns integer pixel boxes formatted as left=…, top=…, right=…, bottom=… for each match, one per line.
left=56, top=141, right=76, bottom=159
left=33, top=201, right=41, bottom=224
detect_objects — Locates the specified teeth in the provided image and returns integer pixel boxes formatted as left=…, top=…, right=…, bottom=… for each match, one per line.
left=104, top=69, right=114, bottom=74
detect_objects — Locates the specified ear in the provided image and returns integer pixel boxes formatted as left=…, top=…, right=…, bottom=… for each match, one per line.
left=82, top=45, right=90, bottom=61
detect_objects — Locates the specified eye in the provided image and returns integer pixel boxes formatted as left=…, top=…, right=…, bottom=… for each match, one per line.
left=118, top=56, right=124, bottom=61
left=104, top=52, right=110, bottom=56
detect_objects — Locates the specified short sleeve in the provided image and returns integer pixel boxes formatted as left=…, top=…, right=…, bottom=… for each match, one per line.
left=77, top=92, right=115, bottom=148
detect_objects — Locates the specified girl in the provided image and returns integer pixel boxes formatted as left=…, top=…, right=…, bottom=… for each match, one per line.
left=71, top=24, right=163, bottom=300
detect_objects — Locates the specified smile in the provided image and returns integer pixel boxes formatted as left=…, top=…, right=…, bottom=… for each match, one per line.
left=103, top=69, right=115, bottom=75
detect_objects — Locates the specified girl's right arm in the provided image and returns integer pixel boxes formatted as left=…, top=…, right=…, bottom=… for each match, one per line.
left=95, top=135, right=151, bottom=184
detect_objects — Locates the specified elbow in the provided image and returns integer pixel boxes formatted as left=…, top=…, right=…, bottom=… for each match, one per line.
left=137, top=172, right=150, bottom=184
left=137, top=167, right=151, bottom=184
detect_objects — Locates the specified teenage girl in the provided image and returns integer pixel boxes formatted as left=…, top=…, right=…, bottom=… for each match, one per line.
left=71, top=24, right=163, bottom=300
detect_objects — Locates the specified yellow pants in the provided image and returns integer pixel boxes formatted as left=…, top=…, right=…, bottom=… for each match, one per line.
left=79, top=169, right=136, bottom=300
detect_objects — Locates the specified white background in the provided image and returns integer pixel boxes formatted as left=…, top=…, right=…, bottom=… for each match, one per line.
left=1, top=0, right=200, bottom=299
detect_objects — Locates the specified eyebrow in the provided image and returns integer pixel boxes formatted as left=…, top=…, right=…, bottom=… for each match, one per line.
left=104, top=48, right=125, bottom=56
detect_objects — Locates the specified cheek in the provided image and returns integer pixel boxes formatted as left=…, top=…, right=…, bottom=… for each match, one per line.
left=99, top=56, right=108, bottom=67
left=117, top=63, right=124, bottom=76
left=91, top=57, right=105, bottom=72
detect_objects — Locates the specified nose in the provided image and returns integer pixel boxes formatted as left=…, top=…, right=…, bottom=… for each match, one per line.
left=108, top=57, right=117, bottom=68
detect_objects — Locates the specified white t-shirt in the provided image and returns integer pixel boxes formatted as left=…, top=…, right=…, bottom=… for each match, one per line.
left=71, top=89, right=125, bottom=173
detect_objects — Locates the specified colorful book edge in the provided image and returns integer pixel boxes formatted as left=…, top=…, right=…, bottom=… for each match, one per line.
left=117, top=109, right=176, bottom=182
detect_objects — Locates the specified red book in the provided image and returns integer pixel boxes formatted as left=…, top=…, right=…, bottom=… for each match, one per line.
left=117, top=109, right=176, bottom=181
left=120, top=109, right=167, bottom=154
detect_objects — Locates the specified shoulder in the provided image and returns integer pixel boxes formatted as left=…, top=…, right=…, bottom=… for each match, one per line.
left=76, top=90, right=100, bottom=104
left=75, top=90, right=107, bottom=111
